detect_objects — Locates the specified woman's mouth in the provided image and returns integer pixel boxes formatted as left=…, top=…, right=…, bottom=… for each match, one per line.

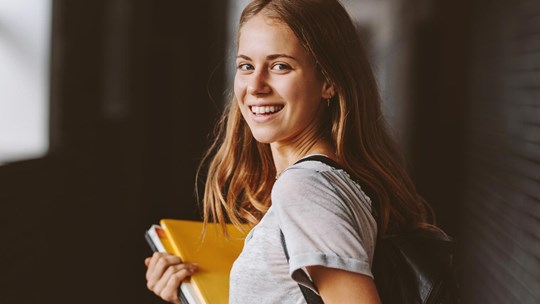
left=250, top=105, right=284, bottom=116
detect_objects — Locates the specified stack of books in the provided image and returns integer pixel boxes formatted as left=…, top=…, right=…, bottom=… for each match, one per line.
left=145, top=219, right=249, bottom=304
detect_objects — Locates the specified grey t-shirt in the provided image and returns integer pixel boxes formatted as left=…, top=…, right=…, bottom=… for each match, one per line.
left=229, top=158, right=377, bottom=304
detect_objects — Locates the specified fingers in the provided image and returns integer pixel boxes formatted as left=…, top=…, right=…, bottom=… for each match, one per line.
left=162, top=273, right=184, bottom=304
left=145, top=252, right=198, bottom=303
left=146, top=252, right=182, bottom=282
left=156, top=264, right=197, bottom=302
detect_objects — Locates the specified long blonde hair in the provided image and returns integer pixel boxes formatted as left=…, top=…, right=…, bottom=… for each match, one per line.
left=197, top=0, right=433, bottom=237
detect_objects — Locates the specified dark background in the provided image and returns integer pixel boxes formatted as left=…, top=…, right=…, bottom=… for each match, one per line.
left=1, top=0, right=539, bottom=303
left=1, top=1, right=226, bottom=303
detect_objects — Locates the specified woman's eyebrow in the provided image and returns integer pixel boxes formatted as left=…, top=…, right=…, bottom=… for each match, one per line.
left=236, top=54, right=251, bottom=61
left=236, top=54, right=298, bottom=62
left=266, top=54, right=298, bottom=62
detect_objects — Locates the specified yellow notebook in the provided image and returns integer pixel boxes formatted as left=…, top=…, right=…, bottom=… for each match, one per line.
left=159, top=219, right=249, bottom=304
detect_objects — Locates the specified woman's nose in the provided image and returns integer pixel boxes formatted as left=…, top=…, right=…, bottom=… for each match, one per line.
left=247, top=70, right=271, bottom=95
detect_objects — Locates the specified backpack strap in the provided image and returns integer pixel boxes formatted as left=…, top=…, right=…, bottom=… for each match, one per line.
left=293, top=154, right=344, bottom=171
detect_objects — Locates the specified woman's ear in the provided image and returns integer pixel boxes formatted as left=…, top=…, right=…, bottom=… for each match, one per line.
left=321, top=80, right=336, bottom=100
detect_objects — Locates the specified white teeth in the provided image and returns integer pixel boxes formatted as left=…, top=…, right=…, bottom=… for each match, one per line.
left=251, top=105, right=283, bottom=115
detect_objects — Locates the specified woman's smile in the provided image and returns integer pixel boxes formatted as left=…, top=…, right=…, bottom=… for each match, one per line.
left=250, top=105, right=284, bottom=115
left=248, top=104, right=285, bottom=123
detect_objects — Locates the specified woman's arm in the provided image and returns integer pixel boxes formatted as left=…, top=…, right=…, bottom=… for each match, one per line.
left=307, top=266, right=381, bottom=304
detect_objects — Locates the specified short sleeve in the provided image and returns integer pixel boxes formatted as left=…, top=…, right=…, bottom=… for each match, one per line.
left=272, top=164, right=377, bottom=289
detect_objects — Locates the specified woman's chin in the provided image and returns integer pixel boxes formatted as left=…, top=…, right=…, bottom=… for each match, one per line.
left=251, top=136, right=274, bottom=144
left=249, top=131, right=278, bottom=145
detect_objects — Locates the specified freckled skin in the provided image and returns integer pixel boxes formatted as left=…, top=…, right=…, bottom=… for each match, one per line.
left=234, top=14, right=328, bottom=146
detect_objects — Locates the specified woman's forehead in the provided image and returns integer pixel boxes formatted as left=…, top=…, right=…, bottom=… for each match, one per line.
left=237, top=14, right=308, bottom=60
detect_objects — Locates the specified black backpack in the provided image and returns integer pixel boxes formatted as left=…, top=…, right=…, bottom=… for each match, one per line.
left=280, top=155, right=459, bottom=303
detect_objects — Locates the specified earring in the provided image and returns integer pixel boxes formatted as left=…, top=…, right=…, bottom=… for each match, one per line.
left=326, top=99, right=330, bottom=107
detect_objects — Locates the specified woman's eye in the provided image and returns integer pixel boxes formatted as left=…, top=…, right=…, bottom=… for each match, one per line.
left=237, top=63, right=254, bottom=71
left=272, top=63, right=291, bottom=71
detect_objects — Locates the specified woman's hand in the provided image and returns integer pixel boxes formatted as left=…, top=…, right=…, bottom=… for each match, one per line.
left=145, top=252, right=198, bottom=303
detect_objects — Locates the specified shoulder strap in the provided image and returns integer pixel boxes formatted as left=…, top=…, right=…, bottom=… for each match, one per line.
left=294, top=154, right=345, bottom=170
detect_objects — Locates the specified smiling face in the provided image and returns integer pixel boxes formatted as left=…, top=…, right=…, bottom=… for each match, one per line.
left=234, top=13, right=332, bottom=148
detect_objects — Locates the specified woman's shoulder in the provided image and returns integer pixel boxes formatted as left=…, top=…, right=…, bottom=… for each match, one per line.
left=276, top=158, right=355, bottom=187
left=271, top=158, right=376, bottom=231
left=273, top=158, right=365, bottom=201
left=272, top=160, right=371, bottom=209
left=275, top=159, right=337, bottom=186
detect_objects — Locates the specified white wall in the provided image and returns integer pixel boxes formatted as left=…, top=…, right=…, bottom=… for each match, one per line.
left=225, top=0, right=251, bottom=93
left=0, top=0, right=51, bottom=164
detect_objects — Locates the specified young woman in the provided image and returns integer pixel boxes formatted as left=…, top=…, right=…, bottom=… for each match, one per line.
left=145, top=0, right=433, bottom=303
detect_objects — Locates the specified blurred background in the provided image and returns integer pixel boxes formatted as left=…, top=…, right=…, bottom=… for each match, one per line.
left=0, top=0, right=538, bottom=303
